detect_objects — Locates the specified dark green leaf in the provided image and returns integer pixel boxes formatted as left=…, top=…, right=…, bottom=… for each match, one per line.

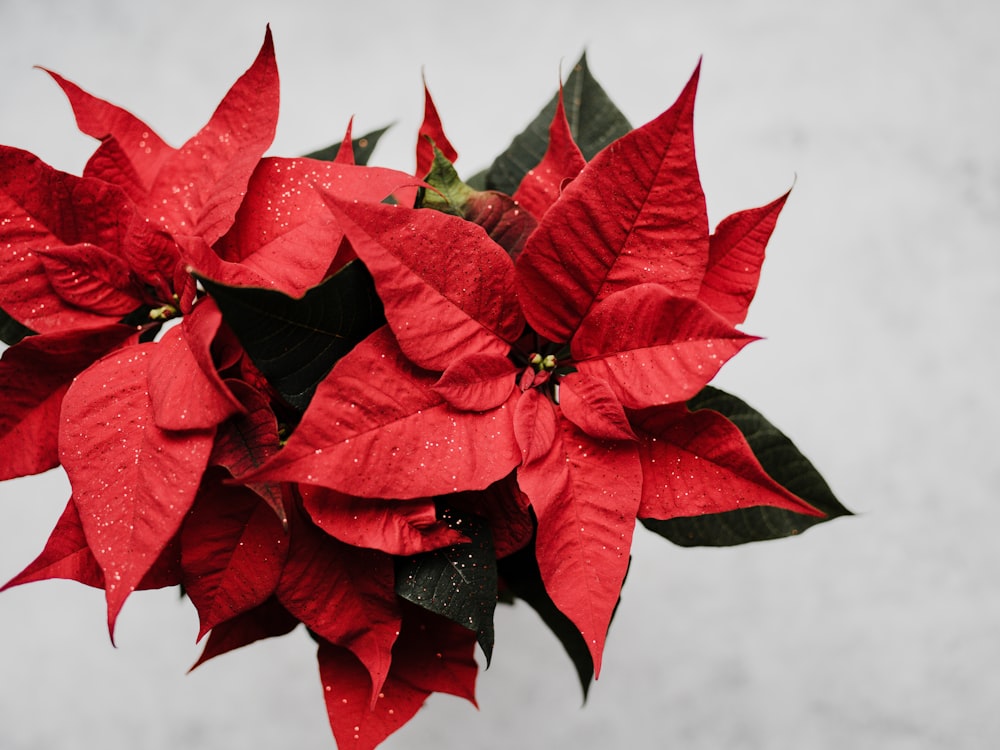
left=464, top=168, right=487, bottom=191
left=641, top=386, right=851, bottom=547
left=485, top=52, right=632, bottom=196
left=0, top=307, right=35, bottom=346
left=395, top=506, right=497, bottom=665
left=196, top=260, right=385, bottom=412
left=304, top=125, right=392, bottom=166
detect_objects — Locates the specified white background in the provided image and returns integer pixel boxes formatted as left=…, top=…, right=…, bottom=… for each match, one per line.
left=1, top=1, right=998, bottom=748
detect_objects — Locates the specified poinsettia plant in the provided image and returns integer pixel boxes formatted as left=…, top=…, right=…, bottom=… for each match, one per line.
left=0, top=28, right=848, bottom=749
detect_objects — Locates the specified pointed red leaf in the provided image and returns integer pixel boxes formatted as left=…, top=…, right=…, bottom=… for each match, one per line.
left=513, top=85, right=586, bottom=220
left=190, top=596, right=299, bottom=671
left=147, top=299, right=244, bottom=431
left=181, top=471, right=289, bottom=639
left=324, top=197, right=524, bottom=371
left=301, top=485, right=466, bottom=555
left=416, top=77, right=458, bottom=177
left=143, top=28, right=279, bottom=244
left=246, top=327, right=521, bottom=499
left=459, top=189, right=538, bottom=259
left=334, top=117, right=356, bottom=165
left=60, top=344, right=216, bottom=635
left=0, top=147, right=133, bottom=247
left=0, top=324, right=136, bottom=480
left=558, top=371, right=636, bottom=441
left=0, top=147, right=135, bottom=332
left=516, top=64, right=708, bottom=342
left=571, top=283, right=757, bottom=409
left=0, top=145, right=180, bottom=321
left=36, top=242, right=143, bottom=316
left=633, top=405, right=824, bottom=519
left=277, top=504, right=400, bottom=702
left=699, top=191, right=789, bottom=326
left=318, top=604, right=477, bottom=750
left=389, top=603, right=479, bottom=702
left=514, top=391, right=641, bottom=676
left=204, top=157, right=417, bottom=294
left=82, top=136, right=147, bottom=202
left=43, top=69, right=172, bottom=192
left=433, top=352, right=517, bottom=411
left=1, top=496, right=104, bottom=590
left=146, top=327, right=227, bottom=430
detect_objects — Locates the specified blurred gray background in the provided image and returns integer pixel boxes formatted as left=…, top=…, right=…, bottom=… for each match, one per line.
left=1, top=1, right=997, bottom=748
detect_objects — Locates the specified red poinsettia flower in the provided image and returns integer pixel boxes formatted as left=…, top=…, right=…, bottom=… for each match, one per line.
left=0, top=27, right=422, bottom=643
left=244, top=64, right=822, bottom=679
left=0, top=30, right=283, bottom=631
left=0, top=28, right=282, bottom=478
left=2, top=32, right=846, bottom=750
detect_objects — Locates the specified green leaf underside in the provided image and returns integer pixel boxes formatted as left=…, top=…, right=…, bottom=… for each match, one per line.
left=0, top=305, right=36, bottom=346
left=197, top=260, right=385, bottom=411
left=394, top=506, right=498, bottom=665
left=303, top=125, right=391, bottom=166
left=641, top=387, right=851, bottom=547
left=485, top=52, right=632, bottom=196
left=419, top=148, right=474, bottom=216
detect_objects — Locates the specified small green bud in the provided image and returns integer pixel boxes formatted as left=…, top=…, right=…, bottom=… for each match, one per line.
left=149, top=304, right=178, bottom=321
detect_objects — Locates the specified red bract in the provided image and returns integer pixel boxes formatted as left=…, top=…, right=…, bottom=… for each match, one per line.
left=276, top=501, right=401, bottom=702
left=46, top=28, right=279, bottom=244
left=59, top=343, right=216, bottom=634
left=319, top=604, right=478, bottom=750
left=0, top=148, right=139, bottom=333
left=512, top=86, right=586, bottom=220
left=515, top=66, right=709, bottom=341
left=416, top=78, right=458, bottom=177
left=181, top=469, right=289, bottom=639
left=0, top=324, right=136, bottom=479
left=2, top=495, right=182, bottom=593
left=199, top=156, right=421, bottom=294
left=301, top=485, right=467, bottom=556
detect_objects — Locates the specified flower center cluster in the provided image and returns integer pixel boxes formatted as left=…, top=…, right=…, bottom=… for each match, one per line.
left=529, top=352, right=558, bottom=372
left=148, top=303, right=179, bottom=321
left=511, top=340, right=574, bottom=403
